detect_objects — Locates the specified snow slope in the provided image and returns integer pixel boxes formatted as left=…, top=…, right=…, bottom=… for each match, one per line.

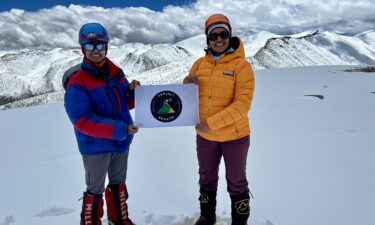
left=1, top=66, right=374, bottom=225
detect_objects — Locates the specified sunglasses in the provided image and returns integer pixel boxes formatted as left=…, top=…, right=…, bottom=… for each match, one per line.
left=83, top=43, right=106, bottom=51
left=208, top=31, right=230, bottom=41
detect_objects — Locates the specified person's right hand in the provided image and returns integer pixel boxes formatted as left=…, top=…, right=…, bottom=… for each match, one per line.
left=128, top=125, right=139, bottom=135
left=183, top=74, right=198, bottom=84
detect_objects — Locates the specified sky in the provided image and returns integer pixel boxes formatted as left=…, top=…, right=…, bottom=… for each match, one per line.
left=0, top=0, right=195, bottom=12
left=1, top=66, right=375, bottom=225
left=0, top=0, right=374, bottom=48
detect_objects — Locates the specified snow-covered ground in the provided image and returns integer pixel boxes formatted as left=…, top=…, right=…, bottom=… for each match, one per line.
left=0, top=66, right=374, bottom=225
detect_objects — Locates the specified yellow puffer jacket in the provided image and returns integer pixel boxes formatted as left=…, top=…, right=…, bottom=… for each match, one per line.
left=184, top=37, right=255, bottom=142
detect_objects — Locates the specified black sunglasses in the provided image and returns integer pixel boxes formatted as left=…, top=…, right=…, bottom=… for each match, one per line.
left=83, top=43, right=106, bottom=51
left=208, top=31, right=230, bottom=41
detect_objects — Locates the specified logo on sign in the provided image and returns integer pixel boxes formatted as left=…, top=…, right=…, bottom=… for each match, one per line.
left=150, top=91, right=182, bottom=122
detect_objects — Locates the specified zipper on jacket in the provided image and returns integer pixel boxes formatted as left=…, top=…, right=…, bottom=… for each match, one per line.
left=113, top=87, right=122, bottom=109
left=105, top=82, right=116, bottom=118
left=108, top=81, right=129, bottom=151
left=207, top=61, right=216, bottom=117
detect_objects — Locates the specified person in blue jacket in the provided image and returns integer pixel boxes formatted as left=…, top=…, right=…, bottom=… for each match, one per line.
left=63, top=22, right=139, bottom=225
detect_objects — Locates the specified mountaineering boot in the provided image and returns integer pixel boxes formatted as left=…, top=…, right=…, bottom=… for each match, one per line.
left=105, top=183, right=134, bottom=225
left=194, top=188, right=217, bottom=225
left=230, top=191, right=250, bottom=225
left=80, top=192, right=104, bottom=225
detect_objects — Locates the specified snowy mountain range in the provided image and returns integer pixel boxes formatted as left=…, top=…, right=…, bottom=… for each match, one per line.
left=1, top=29, right=375, bottom=109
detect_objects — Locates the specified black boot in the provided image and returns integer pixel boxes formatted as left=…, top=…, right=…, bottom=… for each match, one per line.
left=194, top=188, right=217, bottom=225
left=231, top=191, right=250, bottom=225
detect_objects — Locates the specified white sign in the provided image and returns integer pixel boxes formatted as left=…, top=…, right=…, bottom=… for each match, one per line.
left=135, top=84, right=199, bottom=128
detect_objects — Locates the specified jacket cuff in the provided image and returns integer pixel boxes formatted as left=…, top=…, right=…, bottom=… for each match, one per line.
left=206, top=117, right=217, bottom=131
left=113, top=121, right=128, bottom=140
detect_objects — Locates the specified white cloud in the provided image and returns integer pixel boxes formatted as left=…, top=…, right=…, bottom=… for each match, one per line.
left=0, top=0, right=374, bottom=48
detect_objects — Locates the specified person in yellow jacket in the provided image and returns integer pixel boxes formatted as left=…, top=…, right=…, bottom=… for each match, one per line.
left=183, top=14, right=255, bottom=225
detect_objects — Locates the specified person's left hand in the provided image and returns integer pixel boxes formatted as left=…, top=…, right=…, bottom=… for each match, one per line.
left=129, top=80, right=141, bottom=90
left=195, top=120, right=210, bottom=133
left=128, top=124, right=139, bottom=135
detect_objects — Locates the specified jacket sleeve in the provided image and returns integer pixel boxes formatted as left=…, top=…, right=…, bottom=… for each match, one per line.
left=64, top=82, right=128, bottom=140
left=206, top=62, right=255, bottom=131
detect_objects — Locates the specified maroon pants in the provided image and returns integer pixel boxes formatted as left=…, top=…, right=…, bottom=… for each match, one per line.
left=196, top=135, right=250, bottom=195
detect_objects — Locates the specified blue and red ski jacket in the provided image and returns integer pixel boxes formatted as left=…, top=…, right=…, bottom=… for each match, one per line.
left=64, top=58, right=135, bottom=155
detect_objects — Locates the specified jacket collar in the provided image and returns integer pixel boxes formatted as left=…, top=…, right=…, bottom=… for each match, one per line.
left=82, top=57, right=122, bottom=82
left=209, top=47, right=235, bottom=62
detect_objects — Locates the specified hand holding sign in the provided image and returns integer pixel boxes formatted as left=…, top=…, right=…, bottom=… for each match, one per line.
left=128, top=125, right=138, bottom=135
left=183, top=74, right=198, bottom=84
left=129, top=80, right=141, bottom=90
left=195, top=120, right=210, bottom=133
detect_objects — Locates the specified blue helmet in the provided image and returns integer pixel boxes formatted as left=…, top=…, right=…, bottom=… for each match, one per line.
left=78, top=23, right=109, bottom=45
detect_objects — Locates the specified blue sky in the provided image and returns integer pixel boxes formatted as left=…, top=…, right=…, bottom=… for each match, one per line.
left=0, top=0, right=195, bottom=12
